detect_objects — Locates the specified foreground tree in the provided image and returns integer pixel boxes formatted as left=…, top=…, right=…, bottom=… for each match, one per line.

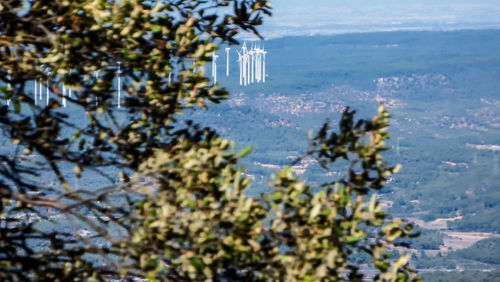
left=0, top=0, right=418, bottom=280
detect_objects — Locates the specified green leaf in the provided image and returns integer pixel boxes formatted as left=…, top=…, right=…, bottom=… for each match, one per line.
left=345, top=234, right=366, bottom=244
left=237, top=145, right=253, bottom=158
left=374, top=260, right=389, bottom=272
left=308, top=203, right=321, bottom=221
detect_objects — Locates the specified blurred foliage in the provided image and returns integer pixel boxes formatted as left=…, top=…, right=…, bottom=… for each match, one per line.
left=0, top=0, right=417, bottom=280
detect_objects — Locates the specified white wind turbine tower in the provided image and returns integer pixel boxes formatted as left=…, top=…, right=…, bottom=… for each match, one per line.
left=39, top=79, right=43, bottom=102
left=62, top=84, right=67, bottom=107
left=240, top=50, right=245, bottom=86
left=6, top=75, right=11, bottom=106
left=255, top=46, right=261, bottom=83
left=243, top=51, right=248, bottom=86
left=241, top=42, right=249, bottom=86
left=247, top=50, right=251, bottom=85
left=245, top=51, right=250, bottom=85
left=46, top=75, right=50, bottom=106
left=237, top=51, right=243, bottom=86
left=249, top=44, right=254, bottom=84
left=34, top=80, right=38, bottom=105
left=168, top=59, right=174, bottom=85
left=212, top=52, right=219, bottom=84
left=246, top=51, right=249, bottom=85
left=117, top=62, right=121, bottom=108
left=258, top=46, right=262, bottom=83
left=225, top=47, right=230, bottom=76
left=262, top=47, right=267, bottom=83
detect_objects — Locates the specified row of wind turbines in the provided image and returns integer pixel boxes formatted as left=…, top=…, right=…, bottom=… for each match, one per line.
left=2, top=42, right=268, bottom=108
left=2, top=70, right=119, bottom=108
left=211, top=42, right=268, bottom=86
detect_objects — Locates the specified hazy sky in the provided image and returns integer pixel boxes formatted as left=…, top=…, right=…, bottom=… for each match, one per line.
left=257, top=0, right=500, bottom=38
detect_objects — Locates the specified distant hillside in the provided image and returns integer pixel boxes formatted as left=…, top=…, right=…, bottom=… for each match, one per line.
left=200, top=29, right=500, bottom=244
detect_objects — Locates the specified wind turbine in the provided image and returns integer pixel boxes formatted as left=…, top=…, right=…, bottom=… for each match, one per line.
left=249, top=48, right=255, bottom=84
left=241, top=42, right=250, bottom=86
left=62, top=84, right=67, bottom=107
left=34, top=80, right=38, bottom=105
left=46, top=72, right=51, bottom=106
left=237, top=51, right=243, bottom=86
left=243, top=50, right=248, bottom=86
left=225, top=47, right=230, bottom=76
left=39, top=79, right=43, bottom=101
left=6, top=75, right=11, bottom=106
left=236, top=41, right=268, bottom=87
left=262, top=48, right=267, bottom=83
left=212, top=52, right=219, bottom=84
left=117, top=62, right=121, bottom=108
left=255, top=47, right=261, bottom=83
left=246, top=50, right=250, bottom=85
